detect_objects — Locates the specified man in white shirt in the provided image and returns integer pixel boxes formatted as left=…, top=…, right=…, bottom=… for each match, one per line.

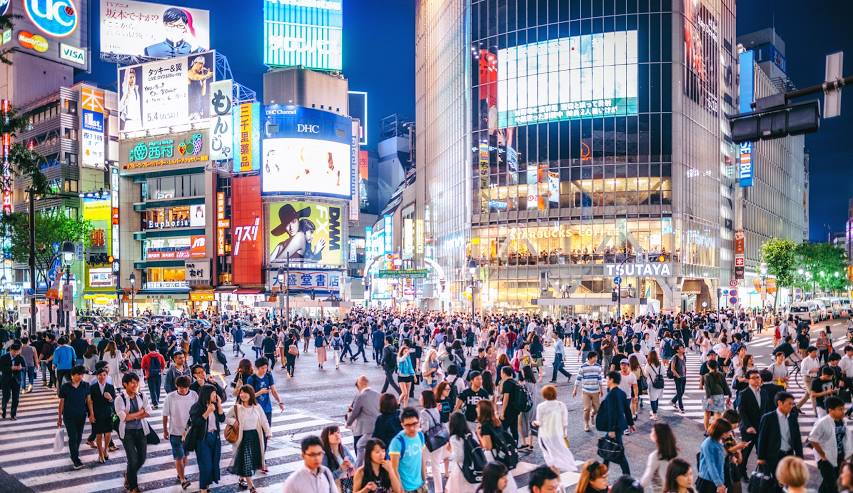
left=797, top=346, right=821, bottom=413
left=808, top=396, right=853, bottom=493
left=283, top=436, right=338, bottom=493
left=617, top=359, right=638, bottom=424
left=839, top=346, right=853, bottom=381
left=161, top=375, right=198, bottom=489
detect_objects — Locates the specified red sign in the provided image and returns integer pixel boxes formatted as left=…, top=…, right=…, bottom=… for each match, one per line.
left=231, top=176, right=264, bottom=285
left=359, top=150, right=369, bottom=180
left=735, top=256, right=745, bottom=267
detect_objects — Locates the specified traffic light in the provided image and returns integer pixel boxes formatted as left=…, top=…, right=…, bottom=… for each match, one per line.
left=730, top=100, right=820, bottom=144
left=611, top=289, right=618, bottom=302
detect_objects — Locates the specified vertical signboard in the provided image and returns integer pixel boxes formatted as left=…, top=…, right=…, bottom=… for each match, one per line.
left=734, top=229, right=745, bottom=280
left=738, top=142, right=753, bottom=187
left=383, top=215, right=393, bottom=255
left=358, top=150, right=369, bottom=211
left=232, top=176, right=264, bottom=285
left=1, top=100, right=10, bottom=215
left=80, top=86, right=106, bottom=168
left=216, top=192, right=228, bottom=256
left=111, top=166, right=120, bottom=262
left=349, top=119, right=359, bottom=221
left=209, top=79, right=233, bottom=161
left=234, top=102, right=260, bottom=172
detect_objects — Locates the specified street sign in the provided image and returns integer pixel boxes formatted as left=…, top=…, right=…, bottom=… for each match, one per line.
left=734, top=256, right=745, bottom=267
left=613, top=276, right=622, bottom=285
left=729, top=279, right=738, bottom=288
left=825, top=51, right=844, bottom=118
left=729, top=296, right=738, bottom=305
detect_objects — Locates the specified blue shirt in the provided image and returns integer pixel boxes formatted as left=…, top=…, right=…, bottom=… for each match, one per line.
left=53, top=345, right=75, bottom=371
left=247, top=373, right=274, bottom=413
left=389, top=431, right=425, bottom=491
left=698, top=437, right=726, bottom=486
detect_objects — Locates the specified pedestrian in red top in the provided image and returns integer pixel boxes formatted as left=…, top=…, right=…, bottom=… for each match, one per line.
left=141, top=344, right=166, bottom=409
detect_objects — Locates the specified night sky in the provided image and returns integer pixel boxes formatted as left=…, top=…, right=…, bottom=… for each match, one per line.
left=81, top=0, right=851, bottom=242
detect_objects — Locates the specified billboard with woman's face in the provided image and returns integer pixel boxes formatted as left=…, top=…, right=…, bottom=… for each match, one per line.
left=267, top=201, right=343, bottom=267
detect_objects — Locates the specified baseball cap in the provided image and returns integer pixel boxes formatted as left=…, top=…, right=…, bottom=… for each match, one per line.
left=619, top=358, right=629, bottom=365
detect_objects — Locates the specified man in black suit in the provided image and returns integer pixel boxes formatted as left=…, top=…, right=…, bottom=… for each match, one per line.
left=737, top=369, right=763, bottom=475
left=758, top=368, right=783, bottom=416
left=757, top=391, right=803, bottom=487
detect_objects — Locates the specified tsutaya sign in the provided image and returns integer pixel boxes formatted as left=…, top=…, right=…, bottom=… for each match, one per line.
left=605, top=262, right=672, bottom=277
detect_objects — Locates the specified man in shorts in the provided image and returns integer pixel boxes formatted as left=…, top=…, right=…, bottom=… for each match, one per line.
left=162, top=375, right=197, bottom=489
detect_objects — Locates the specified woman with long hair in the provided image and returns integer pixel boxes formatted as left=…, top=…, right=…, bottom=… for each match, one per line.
left=372, top=393, right=402, bottom=449
left=663, top=458, right=695, bottom=493
left=435, top=381, right=453, bottom=424
left=87, top=367, right=115, bottom=463
left=643, top=350, right=665, bottom=420
left=396, top=345, right=415, bottom=407
left=207, top=339, right=225, bottom=376
left=226, top=385, right=271, bottom=492
left=321, top=425, right=356, bottom=492
left=534, top=384, right=576, bottom=472
left=839, top=460, right=853, bottom=493
left=353, top=438, right=402, bottom=493
left=445, top=411, right=477, bottom=493
left=639, top=423, right=678, bottom=493
left=476, top=462, right=508, bottom=493
left=231, top=359, right=253, bottom=397
left=125, top=341, right=143, bottom=372
left=476, top=400, right=519, bottom=492
left=575, top=460, right=609, bottom=493
left=83, top=345, right=99, bottom=381
left=696, top=419, right=732, bottom=493
left=421, top=348, right=441, bottom=388
left=519, top=365, right=538, bottom=450
left=314, top=328, right=328, bottom=369
left=189, top=383, right=225, bottom=493
left=101, top=340, right=124, bottom=385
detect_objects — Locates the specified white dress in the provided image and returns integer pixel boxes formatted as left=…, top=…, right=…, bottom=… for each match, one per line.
left=535, top=400, right=577, bottom=472
left=101, top=352, right=124, bottom=385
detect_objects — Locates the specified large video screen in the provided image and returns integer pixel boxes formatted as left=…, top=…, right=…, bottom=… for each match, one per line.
left=264, top=0, right=343, bottom=71
left=268, top=201, right=343, bottom=267
left=100, top=0, right=210, bottom=64
left=262, top=105, right=353, bottom=199
left=496, top=31, right=639, bottom=128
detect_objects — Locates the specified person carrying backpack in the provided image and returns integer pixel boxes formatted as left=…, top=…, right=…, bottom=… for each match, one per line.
left=140, top=343, right=166, bottom=409
left=498, top=366, right=529, bottom=447
left=446, top=411, right=482, bottom=492
left=389, top=407, right=428, bottom=493
left=475, top=399, right=519, bottom=490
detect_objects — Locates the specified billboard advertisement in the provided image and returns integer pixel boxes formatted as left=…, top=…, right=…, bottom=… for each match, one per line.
left=495, top=31, right=639, bottom=128
left=267, top=201, right=343, bottom=267
left=269, top=269, right=342, bottom=293
left=83, top=196, right=112, bottom=291
left=208, top=79, right=233, bottom=161
left=118, top=50, right=215, bottom=133
left=232, top=176, right=264, bottom=285
left=233, top=102, right=261, bottom=173
left=121, top=129, right=208, bottom=171
left=348, top=91, right=368, bottom=145
left=683, top=0, right=720, bottom=116
left=79, top=86, right=105, bottom=168
left=99, top=0, right=210, bottom=63
left=145, top=235, right=205, bottom=260
left=262, top=105, right=353, bottom=198
left=5, top=0, right=89, bottom=70
left=263, top=0, right=343, bottom=71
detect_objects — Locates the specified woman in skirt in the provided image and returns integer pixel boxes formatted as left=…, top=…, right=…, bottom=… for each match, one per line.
left=314, top=328, right=328, bottom=369
left=86, top=366, right=116, bottom=463
left=227, top=385, right=272, bottom=492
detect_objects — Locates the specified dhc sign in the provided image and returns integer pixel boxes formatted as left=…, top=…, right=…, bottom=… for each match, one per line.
left=605, top=262, right=672, bottom=277
left=24, top=0, right=78, bottom=38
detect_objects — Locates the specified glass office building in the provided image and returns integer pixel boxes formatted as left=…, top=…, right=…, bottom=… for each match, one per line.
left=417, top=0, right=738, bottom=314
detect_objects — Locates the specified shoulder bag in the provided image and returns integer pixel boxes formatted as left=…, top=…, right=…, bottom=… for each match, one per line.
left=423, top=410, right=449, bottom=452
left=224, top=405, right=240, bottom=444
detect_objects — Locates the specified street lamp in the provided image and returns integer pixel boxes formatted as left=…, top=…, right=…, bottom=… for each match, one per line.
left=760, top=262, right=768, bottom=306
left=129, top=272, right=136, bottom=318
left=61, top=241, right=74, bottom=334
left=467, top=258, right=477, bottom=320
left=0, top=275, right=6, bottom=324
left=277, top=267, right=285, bottom=323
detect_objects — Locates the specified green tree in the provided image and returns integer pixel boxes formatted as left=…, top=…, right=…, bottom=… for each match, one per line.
left=1, top=210, right=91, bottom=288
left=794, top=242, right=848, bottom=295
left=760, top=238, right=798, bottom=308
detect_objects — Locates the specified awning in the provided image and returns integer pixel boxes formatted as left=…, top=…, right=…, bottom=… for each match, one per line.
left=235, top=289, right=262, bottom=295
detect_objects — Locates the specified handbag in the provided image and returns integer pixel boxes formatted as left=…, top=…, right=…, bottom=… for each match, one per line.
left=652, top=366, right=665, bottom=389
left=596, top=435, right=624, bottom=462
left=224, top=407, right=240, bottom=444
left=747, top=465, right=775, bottom=493
left=146, top=427, right=160, bottom=445
left=52, top=427, right=66, bottom=453
left=424, top=411, right=449, bottom=452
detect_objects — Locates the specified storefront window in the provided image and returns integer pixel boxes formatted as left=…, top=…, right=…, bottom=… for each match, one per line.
left=145, top=267, right=187, bottom=289
left=142, top=204, right=206, bottom=229
left=144, top=174, right=205, bottom=200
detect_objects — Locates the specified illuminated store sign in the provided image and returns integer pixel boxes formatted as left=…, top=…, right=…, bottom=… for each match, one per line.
left=738, top=142, right=753, bottom=188
left=270, top=270, right=342, bottom=292
left=122, top=131, right=208, bottom=170
left=604, top=262, right=672, bottom=277
left=496, top=31, right=639, bottom=128
left=263, top=0, right=342, bottom=71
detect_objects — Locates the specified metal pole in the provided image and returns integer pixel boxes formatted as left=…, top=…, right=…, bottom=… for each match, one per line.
left=617, top=285, right=622, bottom=321
left=131, top=289, right=134, bottom=318
left=285, top=255, right=290, bottom=324
left=28, top=191, right=35, bottom=335
left=64, top=269, right=70, bottom=334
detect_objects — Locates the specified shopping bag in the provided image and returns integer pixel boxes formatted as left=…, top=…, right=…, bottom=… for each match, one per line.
left=52, top=428, right=66, bottom=453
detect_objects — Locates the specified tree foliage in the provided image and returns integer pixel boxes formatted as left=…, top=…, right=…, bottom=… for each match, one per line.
left=794, top=242, right=848, bottom=293
left=1, top=210, right=91, bottom=286
left=761, top=238, right=798, bottom=287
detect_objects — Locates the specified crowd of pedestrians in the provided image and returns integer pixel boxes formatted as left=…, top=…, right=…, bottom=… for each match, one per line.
left=3, top=307, right=853, bottom=492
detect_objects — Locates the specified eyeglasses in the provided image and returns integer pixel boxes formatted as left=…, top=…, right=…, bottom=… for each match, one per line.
left=402, top=421, right=419, bottom=428
left=304, top=451, right=324, bottom=458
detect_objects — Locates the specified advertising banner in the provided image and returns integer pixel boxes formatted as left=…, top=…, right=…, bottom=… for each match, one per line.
left=738, top=142, right=753, bottom=187
left=209, top=79, right=233, bottom=161
left=121, top=129, right=208, bottom=171
left=495, top=31, right=638, bottom=128
left=234, top=102, right=261, bottom=173
left=269, top=270, right=342, bottom=293
left=6, top=0, right=89, bottom=70
left=262, top=105, right=353, bottom=198
left=348, top=91, right=368, bottom=145
left=232, top=176, right=264, bottom=285
left=99, top=0, right=210, bottom=63
left=185, top=261, right=209, bottom=281
left=683, top=0, right=720, bottom=116
left=79, top=86, right=105, bottom=168
left=268, top=201, right=343, bottom=267
left=145, top=236, right=205, bottom=260
left=88, top=268, right=114, bottom=288
left=118, top=51, right=215, bottom=133
left=263, top=0, right=343, bottom=71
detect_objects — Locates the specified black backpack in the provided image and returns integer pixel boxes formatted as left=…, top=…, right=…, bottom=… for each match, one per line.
left=447, top=376, right=461, bottom=407
left=488, top=426, right=519, bottom=470
left=512, top=381, right=534, bottom=413
left=149, top=354, right=161, bottom=374
left=461, top=433, right=488, bottom=484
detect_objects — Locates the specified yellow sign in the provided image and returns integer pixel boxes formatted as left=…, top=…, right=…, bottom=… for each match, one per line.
left=190, top=291, right=215, bottom=302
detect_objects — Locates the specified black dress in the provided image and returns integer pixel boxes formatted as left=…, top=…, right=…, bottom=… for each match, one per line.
left=361, top=462, right=393, bottom=493
left=89, top=382, right=116, bottom=434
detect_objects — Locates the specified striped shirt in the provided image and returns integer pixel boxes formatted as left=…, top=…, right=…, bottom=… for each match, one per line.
left=574, top=362, right=603, bottom=394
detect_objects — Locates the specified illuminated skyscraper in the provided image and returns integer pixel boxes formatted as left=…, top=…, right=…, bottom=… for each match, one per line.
left=416, top=0, right=740, bottom=314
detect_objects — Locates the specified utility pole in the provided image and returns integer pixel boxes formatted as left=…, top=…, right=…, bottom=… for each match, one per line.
left=27, top=191, right=35, bottom=335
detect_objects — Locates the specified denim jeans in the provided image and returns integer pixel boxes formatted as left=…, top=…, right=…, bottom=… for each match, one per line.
left=671, top=377, right=687, bottom=410
left=147, top=373, right=161, bottom=407
left=25, top=366, right=36, bottom=387
left=196, top=431, right=221, bottom=488
left=122, top=428, right=147, bottom=490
